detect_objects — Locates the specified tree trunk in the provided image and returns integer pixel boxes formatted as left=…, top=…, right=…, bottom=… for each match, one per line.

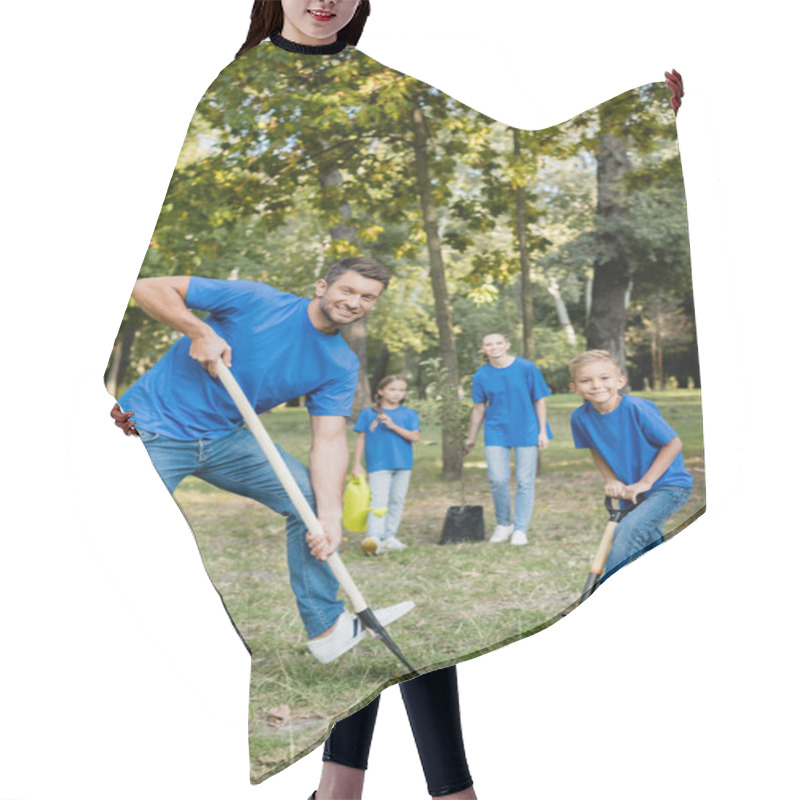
left=321, top=166, right=372, bottom=419
left=410, top=101, right=462, bottom=480
left=104, top=307, right=143, bottom=395
left=586, top=110, right=633, bottom=373
left=513, top=129, right=535, bottom=360
left=547, top=276, right=577, bottom=345
left=371, top=344, right=391, bottom=394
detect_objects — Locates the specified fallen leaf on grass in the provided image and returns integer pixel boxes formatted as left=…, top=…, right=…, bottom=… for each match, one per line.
left=266, top=704, right=291, bottom=726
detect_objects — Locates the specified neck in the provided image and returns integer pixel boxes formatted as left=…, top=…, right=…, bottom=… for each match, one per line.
left=591, top=393, right=623, bottom=414
left=489, top=355, right=514, bottom=367
left=307, top=299, right=339, bottom=335
left=380, top=401, right=400, bottom=409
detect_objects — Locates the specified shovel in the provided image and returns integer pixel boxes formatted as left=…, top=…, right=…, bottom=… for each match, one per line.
left=215, top=362, right=417, bottom=675
left=577, top=494, right=640, bottom=605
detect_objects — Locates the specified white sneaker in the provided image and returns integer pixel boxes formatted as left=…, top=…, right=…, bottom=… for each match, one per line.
left=490, top=524, right=514, bottom=543
left=382, top=536, right=407, bottom=551
left=510, top=529, right=528, bottom=546
left=307, top=601, right=415, bottom=664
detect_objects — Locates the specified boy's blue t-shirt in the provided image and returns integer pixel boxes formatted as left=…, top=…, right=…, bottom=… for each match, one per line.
left=354, top=406, right=420, bottom=471
left=471, top=358, right=553, bottom=447
left=119, top=278, right=359, bottom=440
left=570, top=394, right=693, bottom=502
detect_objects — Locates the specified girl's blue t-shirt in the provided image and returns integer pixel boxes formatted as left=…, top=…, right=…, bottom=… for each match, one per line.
left=570, top=394, right=693, bottom=502
left=119, top=278, right=359, bottom=439
left=354, top=406, right=420, bottom=471
left=471, top=358, right=553, bottom=447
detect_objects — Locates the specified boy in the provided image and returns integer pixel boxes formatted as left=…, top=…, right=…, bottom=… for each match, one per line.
left=568, top=350, right=693, bottom=580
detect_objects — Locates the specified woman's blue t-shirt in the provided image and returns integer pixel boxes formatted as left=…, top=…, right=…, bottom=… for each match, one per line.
left=570, top=394, right=693, bottom=501
left=354, top=406, right=420, bottom=472
left=471, top=358, right=553, bottom=447
left=119, top=278, right=359, bottom=439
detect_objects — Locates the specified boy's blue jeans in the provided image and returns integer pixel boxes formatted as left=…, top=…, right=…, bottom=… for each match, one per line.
left=603, top=484, right=692, bottom=581
left=138, top=426, right=344, bottom=639
left=485, top=445, right=538, bottom=532
left=367, top=469, right=412, bottom=540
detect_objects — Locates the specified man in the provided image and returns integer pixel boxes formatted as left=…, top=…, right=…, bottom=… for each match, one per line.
left=113, top=257, right=411, bottom=663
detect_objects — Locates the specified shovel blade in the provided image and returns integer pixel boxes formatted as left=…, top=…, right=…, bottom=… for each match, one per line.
left=356, top=607, right=418, bottom=676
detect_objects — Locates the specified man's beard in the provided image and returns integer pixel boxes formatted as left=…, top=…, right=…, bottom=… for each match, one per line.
left=319, top=295, right=363, bottom=327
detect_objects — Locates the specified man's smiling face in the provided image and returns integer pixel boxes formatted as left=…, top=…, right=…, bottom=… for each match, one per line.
left=316, top=270, right=384, bottom=328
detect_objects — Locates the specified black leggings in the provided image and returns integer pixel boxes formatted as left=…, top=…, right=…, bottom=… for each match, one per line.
left=323, top=666, right=473, bottom=797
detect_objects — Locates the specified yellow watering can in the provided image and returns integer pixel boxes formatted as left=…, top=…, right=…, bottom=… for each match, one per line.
left=342, top=474, right=387, bottom=533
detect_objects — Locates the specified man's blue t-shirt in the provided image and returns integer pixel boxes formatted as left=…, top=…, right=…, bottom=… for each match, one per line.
left=354, top=406, right=420, bottom=472
left=471, top=358, right=553, bottom=447
left=119, top=278, right=359, bottom=440
left=570, top=394, right=693, bottom=503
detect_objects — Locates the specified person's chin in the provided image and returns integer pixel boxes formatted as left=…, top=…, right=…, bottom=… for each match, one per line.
left=336, top=311, right=362, bottom=325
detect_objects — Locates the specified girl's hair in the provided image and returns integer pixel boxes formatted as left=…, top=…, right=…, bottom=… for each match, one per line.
left=374, top=375, right=408, bottom=410
left=236, top=1, right=372, bottom=59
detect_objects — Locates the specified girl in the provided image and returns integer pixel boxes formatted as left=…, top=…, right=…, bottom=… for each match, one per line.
left=353, top=375, right=421, bottom=554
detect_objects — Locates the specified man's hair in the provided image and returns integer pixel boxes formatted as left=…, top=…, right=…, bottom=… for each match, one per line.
left=236, top=1, right=371, bottom=59
left=324, top=257, right=391, bottom=291
left=568, top=349, right=623, bottom=379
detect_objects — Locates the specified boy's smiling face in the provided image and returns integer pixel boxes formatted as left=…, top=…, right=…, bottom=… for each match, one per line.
left=570, top=359, right=627, bottom=411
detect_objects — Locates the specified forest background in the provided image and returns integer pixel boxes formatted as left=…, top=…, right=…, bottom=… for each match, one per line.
left=106, top=53, right=696, bottom=485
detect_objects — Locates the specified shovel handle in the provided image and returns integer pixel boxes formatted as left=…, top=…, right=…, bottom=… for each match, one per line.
left=216, top=362, right=368, bottom=613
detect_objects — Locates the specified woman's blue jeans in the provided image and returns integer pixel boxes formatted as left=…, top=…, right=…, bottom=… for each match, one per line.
left=603, top=484, right=692, bottom=581
left=484, top=445, right=538, bottom=531
left=138, top=426, right=344, bottom=638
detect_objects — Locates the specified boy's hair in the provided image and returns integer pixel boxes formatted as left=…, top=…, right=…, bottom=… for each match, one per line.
left=236, top=1, right=371, bottom=59
left=568, top=350, right=622, bottom=379
left=325, top=257, right=391, bottom=290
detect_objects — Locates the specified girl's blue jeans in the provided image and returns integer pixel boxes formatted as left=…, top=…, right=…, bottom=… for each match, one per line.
left=603, top=484, right=692, bottom=581
left=367, top=469, right=412, bottom=540
left=138, top=426, right=344, bottom=638
left=484, top=445, right=538, bottom=532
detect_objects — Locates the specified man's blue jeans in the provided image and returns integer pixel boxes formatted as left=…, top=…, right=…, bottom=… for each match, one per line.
left=367, top=469, right=412, bottom=540
left=603, top=484, right=692, bottom=581
left=138, top=426, right=344, bottom=638
left=484, top=445, right=538, bottom=532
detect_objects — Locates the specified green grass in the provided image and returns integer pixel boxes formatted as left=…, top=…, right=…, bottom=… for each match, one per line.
left=173, top=389, right=705, bottom=782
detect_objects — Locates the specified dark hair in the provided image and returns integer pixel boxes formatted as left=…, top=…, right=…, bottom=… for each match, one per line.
left=236, top=1, right=371, bottom=59
left=324, top=257, right=391, bottom=290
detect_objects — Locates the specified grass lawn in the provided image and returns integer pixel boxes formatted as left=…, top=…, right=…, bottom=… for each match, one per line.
left=173, top=389, right=705, bottom=782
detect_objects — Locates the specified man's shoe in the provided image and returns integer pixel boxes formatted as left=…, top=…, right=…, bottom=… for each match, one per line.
left=383, top=536, right=407, bottom=551
left=489, top=524, right=514, bottom=543
left=307, top=601, right=414, bottom=664
left=510, top=529, right=528, bottom=546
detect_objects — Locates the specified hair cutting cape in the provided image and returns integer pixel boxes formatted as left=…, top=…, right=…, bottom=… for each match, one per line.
left=108, top=39, right=703, bottom=783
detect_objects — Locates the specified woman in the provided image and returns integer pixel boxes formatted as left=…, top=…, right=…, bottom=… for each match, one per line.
left=464, top=333, right=552, bottom=546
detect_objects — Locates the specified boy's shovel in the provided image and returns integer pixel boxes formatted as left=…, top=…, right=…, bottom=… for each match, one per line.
left=215, top=362, right=417, bottom=675
left=577, top=494, right=639, bottom=605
